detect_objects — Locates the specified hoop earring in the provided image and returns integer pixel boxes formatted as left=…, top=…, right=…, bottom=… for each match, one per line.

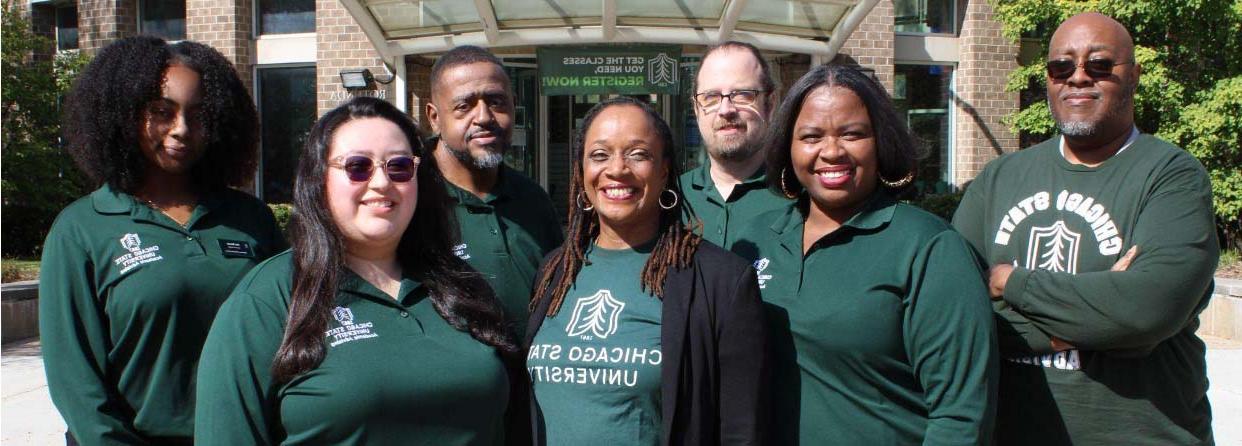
left=659, top=189, right=679, bottom=210
left=779, top=168, right=798, bottom=199
left=880, top=172, right=914, bottom=189
left=577, top=191, right=594, bottom=211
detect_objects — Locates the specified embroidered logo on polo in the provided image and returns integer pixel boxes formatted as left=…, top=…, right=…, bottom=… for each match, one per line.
left=325, top=306, right=378, bottom=347
left=992, top=189, right=1124, bottom=371
left=565, top=290, right=625, bottom=340
left=113, top=233, right=164, bottom=274
left=453, top=243, right=472, bottom=260
left=752, top=258, right=773, bottom=289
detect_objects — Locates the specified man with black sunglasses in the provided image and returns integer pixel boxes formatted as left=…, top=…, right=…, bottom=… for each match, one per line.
left=953, top=12, right=1219, bottom=445
left=426, top=45, right=564, bottom=336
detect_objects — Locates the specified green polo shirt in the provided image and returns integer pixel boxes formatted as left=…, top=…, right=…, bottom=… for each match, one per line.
left=736, top=195, right=997, bottom=446
left=527, top=242, right=663, bottom=446
left=445, top=165, right=563, bottom=334
left=679, top=161, right=792, bottom=253
left=195, top=252, right=510, bottom=445
left=39, top=185, right=285, bottom=443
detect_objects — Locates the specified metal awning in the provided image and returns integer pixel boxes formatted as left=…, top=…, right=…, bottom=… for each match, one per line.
left=341, top=0, right=880, bottom=64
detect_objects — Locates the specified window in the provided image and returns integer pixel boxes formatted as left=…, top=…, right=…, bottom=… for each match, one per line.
left=894, top=64, right=954, bottom=192
left=257, top=66, right=317, bottom=203
left=259, top=0, right=315, bottom=35
left=55, top=5, right=78, bottom=51
left=894, top=0, right=955, bottom=34
left=139, top=1, right=186, bottom=41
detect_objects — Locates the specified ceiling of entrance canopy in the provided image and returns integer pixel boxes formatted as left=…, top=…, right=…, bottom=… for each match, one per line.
left=342, top=0, right=879, bottom=61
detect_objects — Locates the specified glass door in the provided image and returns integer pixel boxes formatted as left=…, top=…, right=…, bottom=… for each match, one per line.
left=544, top=93, right=662, bottom=223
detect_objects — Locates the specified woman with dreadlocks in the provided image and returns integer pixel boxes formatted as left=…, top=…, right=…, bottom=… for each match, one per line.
left=523, top=97, right=767, bottom=446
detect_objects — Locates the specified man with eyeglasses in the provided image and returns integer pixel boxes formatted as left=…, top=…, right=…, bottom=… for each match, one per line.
left=680, top=41, right=792, bottom=254
left=952, top=13, right=1218, bottom=445
left=426, top=45, right=563, bottom=335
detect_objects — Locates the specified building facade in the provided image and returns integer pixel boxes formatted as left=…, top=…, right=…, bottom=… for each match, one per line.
left=27, top=0, right=1018, bottom=207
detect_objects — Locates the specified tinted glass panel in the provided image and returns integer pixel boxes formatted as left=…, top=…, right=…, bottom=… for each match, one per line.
left=259, top=66, right=317, bottom=203
left=894, top=0, right=955, bottom=34
left=140, top=1, right=186, bottom=41
left=260, top=0, right=315, bottom=34
left=894, top=64, right=954, bottom=193
left=56, top=6, right=78, bottom=51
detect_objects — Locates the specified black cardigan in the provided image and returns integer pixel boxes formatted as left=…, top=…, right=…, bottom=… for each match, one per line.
left=523, top=242, right=768, bottom=446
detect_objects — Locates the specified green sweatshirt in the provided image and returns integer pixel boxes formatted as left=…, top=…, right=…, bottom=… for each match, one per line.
left=446, top=165, right=563, bottom=335
left=195, top=252, right=510, bottom=445
left=737, top=195, right=997, bottom=446
left=952, top=134, right=1219, bottom=445
left=527, top=242, right=663, bottom=446
left=39, top=185, right=285, bottom=444
left=679, top=161, right=793, bottom=252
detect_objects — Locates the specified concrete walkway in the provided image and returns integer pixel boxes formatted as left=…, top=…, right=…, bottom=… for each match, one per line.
left=3, top=337, right=1242, bottom=445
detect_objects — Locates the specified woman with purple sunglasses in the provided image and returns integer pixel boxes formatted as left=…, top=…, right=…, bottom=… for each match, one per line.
left=195, top=97, right=523, bottom=446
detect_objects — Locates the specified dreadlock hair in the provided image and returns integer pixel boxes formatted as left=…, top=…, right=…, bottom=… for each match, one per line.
left=272, top=97, right=516, bottom=384
left=531, top=97, right=702, bottom=316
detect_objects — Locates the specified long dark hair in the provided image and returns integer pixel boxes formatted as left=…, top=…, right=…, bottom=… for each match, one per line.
left=272, top=97, right=516, bottom=384
left=531, top=97, right=702, bottom=316
left=63, top=36, right=259, bottom=192
left=766, top=64, right=920, bottom=197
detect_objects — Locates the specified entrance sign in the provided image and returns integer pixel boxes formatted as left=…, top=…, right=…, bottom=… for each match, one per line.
left=538, top=45, right=682, bottom=95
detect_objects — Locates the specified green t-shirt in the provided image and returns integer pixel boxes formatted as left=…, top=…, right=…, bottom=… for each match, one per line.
left=446, top=165, right=564, bottom=335
left=736, top=195, right=997, bottom=446
left=38, top=185, right=285, bottom=443
left=527, top=243, right=663, bottom=446
left=195, top=253, right=510, bottom=446
left=952, top=134, right=1219, bottom=445
left=679, top=161, right=793, bottom=253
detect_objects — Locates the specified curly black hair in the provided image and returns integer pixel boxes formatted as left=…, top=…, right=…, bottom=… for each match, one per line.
left=62, top=35, right=259, bottom=192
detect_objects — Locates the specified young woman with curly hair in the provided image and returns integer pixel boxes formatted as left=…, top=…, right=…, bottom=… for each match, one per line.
left=524, top=97, right=767, bottom=445
left=39, top=36, right=285, bottom=445
left=194, top=97, right=520, bottom=445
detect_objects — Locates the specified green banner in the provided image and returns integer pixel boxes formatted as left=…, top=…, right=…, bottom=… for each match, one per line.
left=537, top=45, right=682, bottom=95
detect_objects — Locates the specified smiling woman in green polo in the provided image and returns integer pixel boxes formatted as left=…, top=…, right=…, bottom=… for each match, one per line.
left=525, top=97, right=767, bottom=446
left=741, top=65, right=998, bottom=445
left=194, top=98, right=519, bottom=445
left=40, top=37, right=284, bottom=445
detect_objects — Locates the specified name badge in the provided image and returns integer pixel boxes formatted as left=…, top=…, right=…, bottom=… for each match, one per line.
left=218, top=239, right=255, bottom=258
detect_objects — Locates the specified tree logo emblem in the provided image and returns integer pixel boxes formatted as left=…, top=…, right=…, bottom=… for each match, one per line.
left=647, top=53, right=678, bottom=87
left=119, top=233, right=142, bottom=253
left=1026, top=221, right=1080, bottom=274
left=332, top=306, right=355, bottom=326
left=565, top=290, right=626, bottom=340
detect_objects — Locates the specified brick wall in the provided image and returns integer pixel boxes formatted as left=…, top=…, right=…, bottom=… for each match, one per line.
left=838, top=0, right=895, bottom=93
left=405, top=56, right=433, bottom=130
left=78, top=0, right=136, bottom=54
left=186, top=0, right=254, bottom=92
left=953, top=0, right=1019, bottom=185
left=315, top=0, right=387, bottom=116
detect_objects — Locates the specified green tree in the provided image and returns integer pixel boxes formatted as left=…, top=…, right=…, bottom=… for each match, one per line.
left=1, top=1, right=91, bottom=256
left=993, top=0, right=1242, bottom=248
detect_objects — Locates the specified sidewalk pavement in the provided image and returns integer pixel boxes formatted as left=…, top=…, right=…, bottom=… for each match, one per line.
left=4, top=337, right=1242, bottom=445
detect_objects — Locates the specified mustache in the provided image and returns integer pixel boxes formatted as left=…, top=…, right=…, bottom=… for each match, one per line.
left=465, top=124, right=504, bottom=140
left=713, top=119, right=746, bottom=131
left=1059, top=90, right=1101, bottom=100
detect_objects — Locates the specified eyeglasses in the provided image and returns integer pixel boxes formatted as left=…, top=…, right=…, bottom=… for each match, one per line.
left=329, top=155, right=420, bottom=183
left=693, top=89, right=765, bottom=110
left=1045, top=58, right=1133, bottom=80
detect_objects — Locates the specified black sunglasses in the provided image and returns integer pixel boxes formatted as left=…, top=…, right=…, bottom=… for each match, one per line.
left=1045, top=58, right=1133, bottom=80
left=330, top=155, right=420, bottom=183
